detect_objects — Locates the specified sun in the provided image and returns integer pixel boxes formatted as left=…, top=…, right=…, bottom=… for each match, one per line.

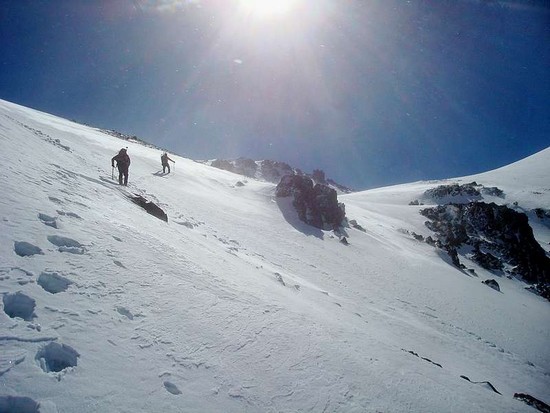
left=239, top=0, right=297, bottom=18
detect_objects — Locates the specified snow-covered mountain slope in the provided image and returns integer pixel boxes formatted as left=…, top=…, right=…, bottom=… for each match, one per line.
left=0, top=98, right=548, bottom=412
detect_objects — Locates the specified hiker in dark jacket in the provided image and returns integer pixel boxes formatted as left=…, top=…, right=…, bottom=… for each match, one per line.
left=161, top=152, right=175, bottom=174
left=111, top=148, right=131, bottom=185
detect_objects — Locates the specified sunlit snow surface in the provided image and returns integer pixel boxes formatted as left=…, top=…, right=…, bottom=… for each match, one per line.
left=0, top=99, right=548, bottom=412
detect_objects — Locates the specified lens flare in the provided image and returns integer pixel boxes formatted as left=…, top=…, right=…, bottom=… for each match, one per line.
left=239, top=0, right=297, bottom=17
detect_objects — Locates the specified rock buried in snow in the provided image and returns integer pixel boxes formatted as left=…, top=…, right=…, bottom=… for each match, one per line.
left=482, top=279, right=501, bottom=292
left=130, top=195, right=168, bottom=222
left=459, top=375, right=501, bottom=395
left=513, top=393, right=550, bottom=413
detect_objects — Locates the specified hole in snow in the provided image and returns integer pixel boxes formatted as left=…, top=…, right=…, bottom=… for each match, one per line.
left=36, top=342, right=79, bottom=373
left=164, top=381, right=182, bottom=395
left=3, top=292, right=36, bottom=321
left=0, top=396, right=40, bottom=413
left=37, top=272, right=72, bottom=294
left=13, top=241, right=43, bottom=257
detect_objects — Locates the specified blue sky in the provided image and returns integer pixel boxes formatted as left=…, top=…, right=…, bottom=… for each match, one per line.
left=1, top=0, right=548, bottom=189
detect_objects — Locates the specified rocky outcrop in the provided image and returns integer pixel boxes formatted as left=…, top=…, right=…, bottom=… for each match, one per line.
left=204, top=158, right=353, bottom=193
left=421, top=182, right=504, bottom=203
left=130, top=195, right=168, bottom=222
left=420, top=202, right=549, bottom=297
left=482, top=279, right=500, bottom=292
left=513, top=393, right=550, bottom=413
left=276, top=175, right=346, bottom=230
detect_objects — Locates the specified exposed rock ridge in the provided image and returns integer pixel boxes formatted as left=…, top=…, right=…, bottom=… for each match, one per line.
left=276, top=175, right=346, bottom=231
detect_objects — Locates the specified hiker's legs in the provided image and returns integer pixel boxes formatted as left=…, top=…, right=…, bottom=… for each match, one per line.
left=123, top=169, right=129, bottom=186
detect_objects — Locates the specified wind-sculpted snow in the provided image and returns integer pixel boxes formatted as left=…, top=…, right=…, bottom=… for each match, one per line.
left=0, top=99, right=548, bottom=412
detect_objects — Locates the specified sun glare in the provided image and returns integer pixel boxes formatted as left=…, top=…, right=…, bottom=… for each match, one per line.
left=239, top=0, right=297, bottom=17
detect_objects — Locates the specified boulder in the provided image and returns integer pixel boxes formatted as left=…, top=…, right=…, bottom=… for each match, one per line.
left=482, top=279, right=500, bottom=292
left=421, top=202, right=549, bottom=287
left=276, top=175, right=346, bottom=230
left=130, top=195, right=168, bottom=222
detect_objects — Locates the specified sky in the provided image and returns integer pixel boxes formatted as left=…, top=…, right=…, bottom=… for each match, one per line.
left=0, top=0, right=548, bottom=189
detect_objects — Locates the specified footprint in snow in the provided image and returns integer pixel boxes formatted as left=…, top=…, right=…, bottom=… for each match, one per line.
left=164, top=381, right=182, bottom=395
left=37, top=272, right=73, bottom=294
left=14, top=241, right=43, bottom=257
left=3, top=292, right=36, bottom=321
left=116, top=306, right=134, bottom=320
left=36, top=342, right=79, bottom=374
left=47, top=235, right=85, bottom=254
left=38, top=213, right=58, bottom=228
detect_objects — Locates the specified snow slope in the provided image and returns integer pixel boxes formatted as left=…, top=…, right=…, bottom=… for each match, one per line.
left=0, top=99, right=548, bottom=412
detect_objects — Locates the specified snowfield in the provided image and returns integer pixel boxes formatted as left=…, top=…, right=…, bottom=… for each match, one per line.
left=0, top=99, right=549, bottom=412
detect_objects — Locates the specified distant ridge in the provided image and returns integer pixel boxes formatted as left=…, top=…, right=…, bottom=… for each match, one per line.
left=199, top=157, right=353, bottom=194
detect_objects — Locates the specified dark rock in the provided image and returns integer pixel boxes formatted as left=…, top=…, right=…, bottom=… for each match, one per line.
left=424, top=182, right=481, bottom=201
left=460, top=375, right=501, bottom=395
left=425, top=236, right=436, bottom=246
left=312, top=169, right=326, bottom=184
left=349, top=220, right=366, bottom=232
left=206, top=158, right=353, bottom=193
left=276, top=175, right=346, bottom=230
left=513, top=393, right=550, bottom=413
left=130, top=195, right=168, bottom=222
left=482, top=279, right=500, bottom=292
left=446, top=246, right=463, bottom=268
left=481, top=186, right=504, bottom=197
left=472, top=247, right=503, bottom=271
left=421, top=202, right=549, bottom=290
left=423, top=182, right=505, bottom=202
left=534, top=208, right=549, bottom=219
